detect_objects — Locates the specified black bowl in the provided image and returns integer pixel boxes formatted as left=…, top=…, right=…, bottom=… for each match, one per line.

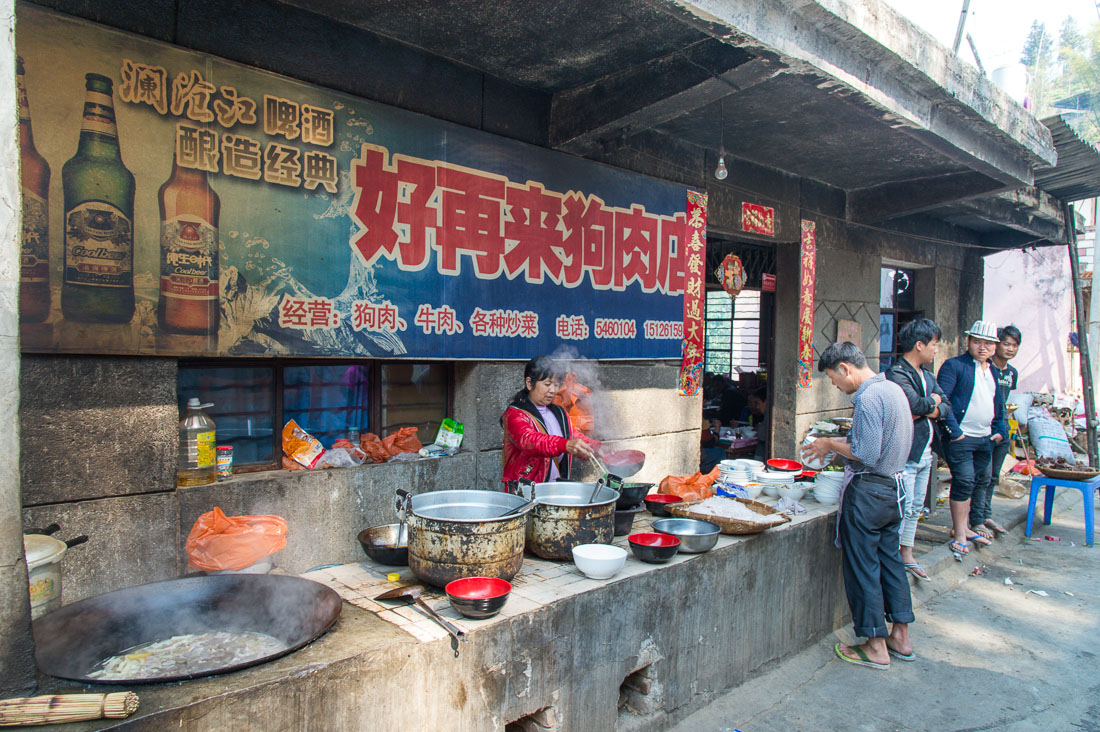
left=614, top=504, right=644, bottom=536
left=357, top=524, right=408, bottom=566
left=445, top=577, right=511, bottom=619
left=616, top=482, right=652, bottom=509
left=448, top=595, right=508, bottom=619
left=628, top=532, right=681, bottom=563
left=643, top=494, right=683, bottom=517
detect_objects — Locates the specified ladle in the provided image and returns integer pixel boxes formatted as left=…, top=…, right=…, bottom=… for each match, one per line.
left=374, top=585, right=467, bottom=646
left=588, top=454, right=624, bottom=503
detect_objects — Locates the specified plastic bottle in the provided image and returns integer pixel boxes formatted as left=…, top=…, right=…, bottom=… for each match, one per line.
left=178, top=398, right=216, bottom=486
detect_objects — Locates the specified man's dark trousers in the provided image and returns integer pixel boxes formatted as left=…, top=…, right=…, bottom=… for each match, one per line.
left=838, top=474, right=915, bottom=638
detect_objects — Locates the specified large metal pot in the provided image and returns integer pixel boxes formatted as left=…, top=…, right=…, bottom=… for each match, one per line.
left=526, top=482, right=618, bottom=559
left=401, top=489, right=533, bottom=587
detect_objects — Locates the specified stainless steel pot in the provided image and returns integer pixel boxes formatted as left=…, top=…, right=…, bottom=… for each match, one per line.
left=526, top=482, right=618, bottom=560
left=399, top=489, right=533, bottom=587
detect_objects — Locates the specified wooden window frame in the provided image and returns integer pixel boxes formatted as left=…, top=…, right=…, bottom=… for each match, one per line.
left=178, top=358, right=454, bottom=473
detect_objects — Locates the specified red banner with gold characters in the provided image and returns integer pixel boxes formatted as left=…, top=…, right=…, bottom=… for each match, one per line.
left=679, top=191, right=707, bottom=396
left=742, top=202, right=775, bottom=236
left=796, top=220, right=817, bottom=389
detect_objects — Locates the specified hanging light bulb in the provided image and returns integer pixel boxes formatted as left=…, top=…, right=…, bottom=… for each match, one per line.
left=714, top=97, right=728, bottom=181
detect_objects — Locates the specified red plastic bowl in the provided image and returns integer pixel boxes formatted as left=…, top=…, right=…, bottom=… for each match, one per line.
left=628, top=532, right=680, bottom=548
left=444, top=576, right=512, bottom=600
left=798, top=470, right=820, bottom=480
left=628, top=532, right=681, bottom=563
left=605, top=449, right=645, bottom=466
left=767, top=458, right=803, bottom=473
left=643, top=493, right=683, bottom=517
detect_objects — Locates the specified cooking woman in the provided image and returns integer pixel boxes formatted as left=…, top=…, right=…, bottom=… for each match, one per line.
left=502, top=356, right=599, bottom=492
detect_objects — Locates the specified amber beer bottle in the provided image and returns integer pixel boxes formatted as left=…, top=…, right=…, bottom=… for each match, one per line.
left=61, top=73, right=135, bottom=323
left=158, top=155, right=220, bottom=334
left=17, top=56, right=51, bottom=323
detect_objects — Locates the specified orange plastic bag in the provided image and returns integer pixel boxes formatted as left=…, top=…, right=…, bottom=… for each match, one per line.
left=658, top=466, right=721, bottom=501
left=382, top=426, right=422, bottom=456
left=553, top=372, right=594, bottom=435
left=359, top=433, right=389, bottom=463
left=185, top=507, right=288, bottom=572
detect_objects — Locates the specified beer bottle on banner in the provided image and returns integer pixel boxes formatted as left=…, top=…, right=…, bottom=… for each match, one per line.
left=158, top=154, right=220, bottom=335
left=17, top=56, right=51, bottom=323
left=61, top=73, right=135, bottom=323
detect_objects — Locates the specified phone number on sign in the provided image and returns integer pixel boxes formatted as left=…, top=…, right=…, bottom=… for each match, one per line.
left=642, top=320, right=683, bottom=339
left=593, top=318, right=637, bottom=339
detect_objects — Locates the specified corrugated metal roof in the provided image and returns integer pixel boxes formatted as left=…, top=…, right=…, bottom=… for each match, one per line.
left=1036, top=115, right=1100, bottom=202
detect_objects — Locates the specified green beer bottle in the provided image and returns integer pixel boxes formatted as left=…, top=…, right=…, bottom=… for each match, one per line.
left=61, top=73, right=135, bottom=323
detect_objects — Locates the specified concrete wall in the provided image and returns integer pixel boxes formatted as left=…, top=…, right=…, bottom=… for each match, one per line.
left=18, top=357, right=699, bottom=602
left=0, top=0, right=36, bottom=696
left=47, top=512, right=846, bottom=732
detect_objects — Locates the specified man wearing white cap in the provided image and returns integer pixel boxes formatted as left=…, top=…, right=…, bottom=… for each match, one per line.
left=936, top=320, right=1008, bottom=557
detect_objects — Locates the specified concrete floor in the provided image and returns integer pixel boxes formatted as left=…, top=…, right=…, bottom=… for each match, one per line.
left=670, top=494, right=1100, bottom=732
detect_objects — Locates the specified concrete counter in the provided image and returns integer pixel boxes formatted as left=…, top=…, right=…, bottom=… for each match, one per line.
left=35, top=503, right=846, bottom=732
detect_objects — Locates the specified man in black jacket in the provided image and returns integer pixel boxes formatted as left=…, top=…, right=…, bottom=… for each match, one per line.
left=886, top=319, right=952, bottom=581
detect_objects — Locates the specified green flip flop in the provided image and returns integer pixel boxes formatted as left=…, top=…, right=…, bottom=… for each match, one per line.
left=834, top=642, right=889, bottom=670
left=887, top=645, right=917, bottom=661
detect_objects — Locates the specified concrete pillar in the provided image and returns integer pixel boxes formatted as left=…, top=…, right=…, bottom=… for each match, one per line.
left=0, top=0, right=35, bottom=695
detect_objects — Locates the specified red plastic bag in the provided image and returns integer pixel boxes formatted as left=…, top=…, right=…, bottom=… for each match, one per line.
left=359, top=433, right=389, bottom=463
left=185, top=507, right=288, bottom=572
left=658, top=466, right=721, bottom=501
left=553, top=372, right=594, bottom=435
left=382, top=426, right=422, bottom=456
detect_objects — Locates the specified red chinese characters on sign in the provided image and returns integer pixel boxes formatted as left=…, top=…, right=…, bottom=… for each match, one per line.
left=414, top=304, right=463, bottom=335
left=742, top=202, right=775, bottom=236
left=278, top=295, right=339, bottom=330
left=555, top=314, right=590, bottom=341
left=679, top=191, right=707, bottom=397
left=469, top=308, right=539, bottom=338
left=348, top=143, right=687, bottom=294
left=762, top=273, right=776, bottom=292
left=797, top=220, right=817, bottom=389
left=350, top=300, right=406, bottom=334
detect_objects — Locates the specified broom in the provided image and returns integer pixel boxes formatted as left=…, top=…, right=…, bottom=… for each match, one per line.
left=0, top=692, right=139, bottom=726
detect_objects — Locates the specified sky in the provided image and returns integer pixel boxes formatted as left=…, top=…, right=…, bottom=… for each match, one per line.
left=882, top=0, right=1099, bottom=72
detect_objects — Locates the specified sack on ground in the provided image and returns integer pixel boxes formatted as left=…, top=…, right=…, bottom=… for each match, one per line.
left=1026, top=416, right=1074, bottom=460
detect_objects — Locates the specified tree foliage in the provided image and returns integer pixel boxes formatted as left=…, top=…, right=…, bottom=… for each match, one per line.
left=1022, top=17, right=1100, bottom=144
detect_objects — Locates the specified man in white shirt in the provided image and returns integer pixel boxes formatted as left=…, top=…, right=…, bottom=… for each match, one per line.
left=936, top=321, right=1008, bottom=557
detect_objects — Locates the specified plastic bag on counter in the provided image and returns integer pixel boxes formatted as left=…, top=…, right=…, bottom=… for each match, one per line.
left=553, top=372, right=594, bottom=435
left=658, top=466, right=721, bottom=501
left=282, top=420, right=325, bottom=469
left=382, top=426, right=422, bottom=456
left=359, top=433, right=389, bottom=463
left=185, top=507, right=288, bottom=572
left=317, top=445, right=367, bottom=469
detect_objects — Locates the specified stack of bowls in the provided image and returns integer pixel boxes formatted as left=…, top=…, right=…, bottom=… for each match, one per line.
left=813, top=471, right=844, bottom=505
left=755, top=467, right=795, bottom=497
left=718, top=460, right=753, bottom=487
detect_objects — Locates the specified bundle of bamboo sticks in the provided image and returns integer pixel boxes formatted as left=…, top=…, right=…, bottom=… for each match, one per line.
left=0, top=692, right=139, bottom=726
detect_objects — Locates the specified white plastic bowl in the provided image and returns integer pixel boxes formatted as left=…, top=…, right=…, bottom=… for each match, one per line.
left=761, top=483, right=779, bottom=497
left=572, top=543, right=628, bottom=580
left=813, top=489, right=840, bottom=505
left=777, top=484, right=807, bottom=502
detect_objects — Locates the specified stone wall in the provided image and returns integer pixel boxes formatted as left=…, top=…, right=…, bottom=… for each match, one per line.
left=18, top=357, right=700, bottom=601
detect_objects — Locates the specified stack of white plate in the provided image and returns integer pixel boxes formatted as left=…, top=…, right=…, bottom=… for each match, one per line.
left=755, top=468, right=794, bottom=497
left=729, top=459, right=764, bottom=473
left=718, top=464, right=753, bottom=485
left=813, top=471, right=845, bottom=505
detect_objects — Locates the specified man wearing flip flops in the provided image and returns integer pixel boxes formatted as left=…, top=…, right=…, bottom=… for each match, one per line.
left=936, top=320, right=1009, bottom=558
left=802, top=342, right=915, bottom=670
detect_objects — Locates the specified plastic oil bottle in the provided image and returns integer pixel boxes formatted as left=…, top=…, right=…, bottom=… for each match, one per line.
left=178, top=398, right=216, bottom=486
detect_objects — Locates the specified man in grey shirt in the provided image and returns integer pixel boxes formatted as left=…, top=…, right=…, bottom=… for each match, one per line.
left=803, top=342, right=914, bottom=670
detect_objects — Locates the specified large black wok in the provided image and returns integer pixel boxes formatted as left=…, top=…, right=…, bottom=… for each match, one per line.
left=33, top=574, right=341, bottom=684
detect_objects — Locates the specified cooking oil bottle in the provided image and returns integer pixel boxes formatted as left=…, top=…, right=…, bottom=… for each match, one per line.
left=178, top=398, right=216, bottom=486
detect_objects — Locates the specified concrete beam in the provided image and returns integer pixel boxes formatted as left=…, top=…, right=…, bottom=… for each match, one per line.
left=847, top=171, right=1005, bottom=223
left=0, top=0, right=35, bottom=695
left=652, top=0, right=1055, bottom=185
left=549, top=38, right=781, bottom=154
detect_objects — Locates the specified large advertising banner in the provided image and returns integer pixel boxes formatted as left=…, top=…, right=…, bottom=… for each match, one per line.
left=15, top=5, right=689, bottom=360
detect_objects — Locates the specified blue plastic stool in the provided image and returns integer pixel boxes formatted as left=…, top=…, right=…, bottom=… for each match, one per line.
left=1026, top=474, right=1100, bottom=546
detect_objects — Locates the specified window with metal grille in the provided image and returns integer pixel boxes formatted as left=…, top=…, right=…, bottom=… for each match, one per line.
left=704, top=290, right=761, bottom=377
left=178, top=360, right=451, bottom=472
left=879, top=267, right=920, bottom=369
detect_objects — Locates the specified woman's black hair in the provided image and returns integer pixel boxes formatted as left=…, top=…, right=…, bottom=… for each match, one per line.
left=511, top=356, right=563, bottom=403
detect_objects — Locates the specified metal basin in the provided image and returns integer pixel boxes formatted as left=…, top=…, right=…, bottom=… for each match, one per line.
left=526, top=482, right=618, bottom=560
left=652, top=517, right=721, bottom=553
left=405, top=490, right=533, bottom=586
left=33, top=575, right=341, bottom=684
left=358, top=523, right=408, bottom=566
